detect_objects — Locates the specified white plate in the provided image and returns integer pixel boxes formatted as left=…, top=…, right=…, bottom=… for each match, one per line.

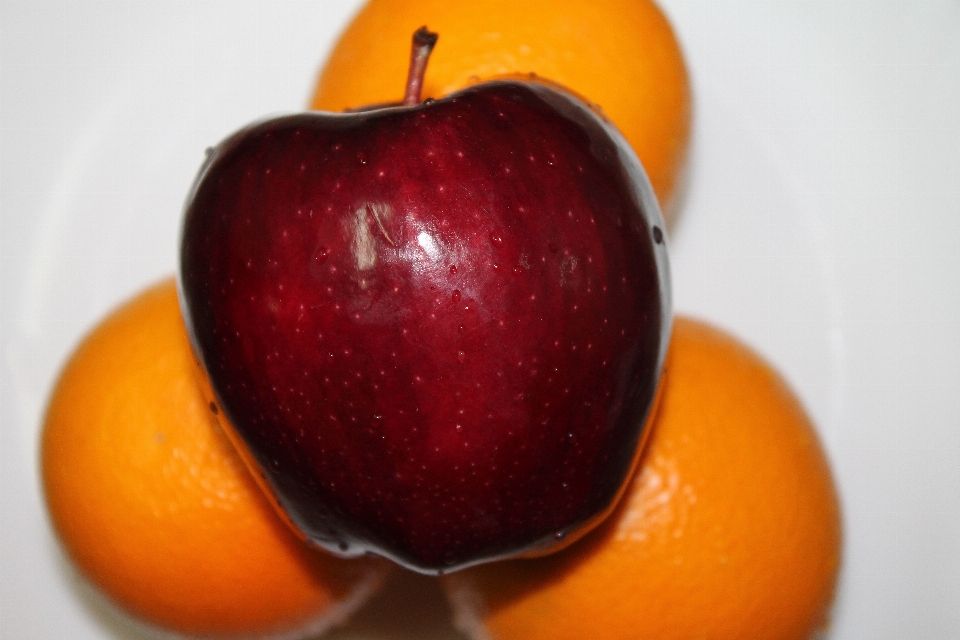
left=2, top=2, right=958, bottom=638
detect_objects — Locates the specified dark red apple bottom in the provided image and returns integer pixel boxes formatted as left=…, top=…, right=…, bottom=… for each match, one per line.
left=179, top=81, right=670, bottom=573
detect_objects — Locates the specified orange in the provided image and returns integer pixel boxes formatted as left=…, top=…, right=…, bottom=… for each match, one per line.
left=41, top=278, right=393, bottom=639
left=311, top=0, right=692, bottom=218
left=443, top=316, right=842, bottom=640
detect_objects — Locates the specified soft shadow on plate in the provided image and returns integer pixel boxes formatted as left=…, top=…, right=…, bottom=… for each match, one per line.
left=326, top=570, right=468, bottom=640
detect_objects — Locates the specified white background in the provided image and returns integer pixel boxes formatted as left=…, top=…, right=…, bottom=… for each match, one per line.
left=2, top=1, right=958, bottom=638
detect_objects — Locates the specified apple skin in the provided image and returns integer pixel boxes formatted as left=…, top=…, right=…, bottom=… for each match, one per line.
left=179, top=80, right=670, bottom=573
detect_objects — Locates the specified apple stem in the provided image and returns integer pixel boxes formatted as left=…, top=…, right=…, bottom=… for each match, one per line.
left=402, top=27, right=439, bottom=106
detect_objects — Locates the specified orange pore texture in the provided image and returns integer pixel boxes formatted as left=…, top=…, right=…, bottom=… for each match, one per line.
left=41, top=278, right=391, bottom=639
left=311, top=0, right=692, bottom=218
left=443, top=316, right=842, bottom=640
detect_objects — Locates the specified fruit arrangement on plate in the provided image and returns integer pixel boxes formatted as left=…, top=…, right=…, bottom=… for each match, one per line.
left=40, top=2, right=841, bottom=639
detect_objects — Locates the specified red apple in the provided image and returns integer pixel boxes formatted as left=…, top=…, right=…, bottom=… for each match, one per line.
left=179, top=30, right=670, bottom=573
